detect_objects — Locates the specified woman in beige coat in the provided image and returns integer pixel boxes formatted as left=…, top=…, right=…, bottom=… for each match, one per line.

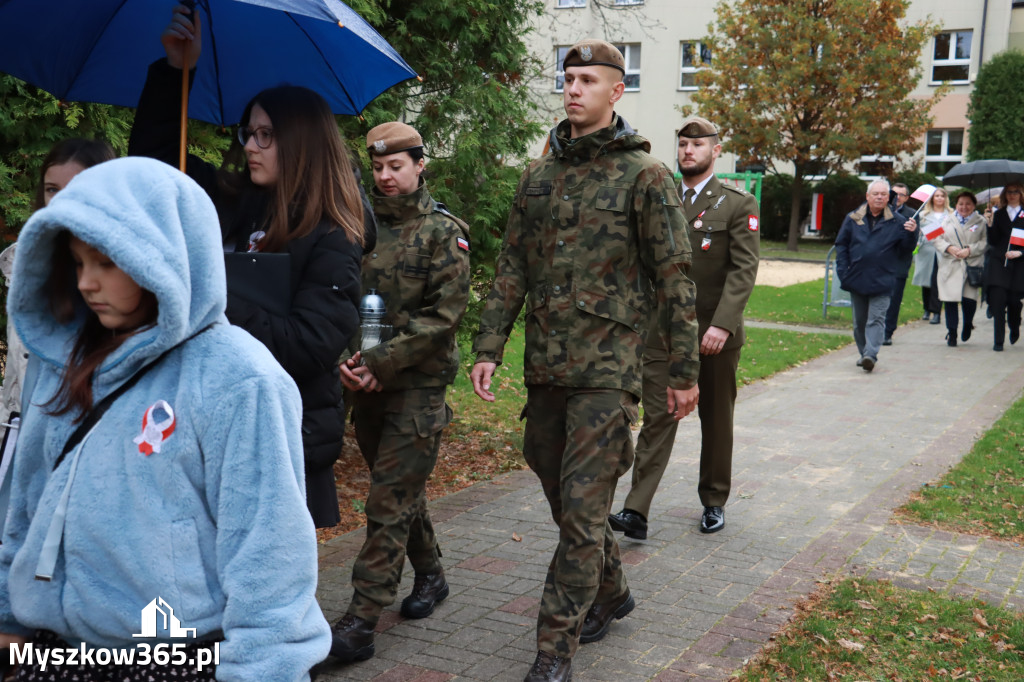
left=935, top=190, right=987, bottom=346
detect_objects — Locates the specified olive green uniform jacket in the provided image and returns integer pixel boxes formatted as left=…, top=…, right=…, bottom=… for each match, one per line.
left=473, top=115, right=699, bottom=396
left=360, top=182, right=471, bottom=390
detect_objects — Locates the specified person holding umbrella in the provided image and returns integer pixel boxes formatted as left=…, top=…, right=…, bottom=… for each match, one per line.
left=128, top=5, right=369, bottom=528
left=985, top=182, right=1024, bottom=351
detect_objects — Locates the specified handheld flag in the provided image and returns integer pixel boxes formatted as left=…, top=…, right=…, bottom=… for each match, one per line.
left=1011, top=227, right=1024, bottom=247
left=921, top=220, right=945, bottom=241
left=905, top=184, right=938, bottom=221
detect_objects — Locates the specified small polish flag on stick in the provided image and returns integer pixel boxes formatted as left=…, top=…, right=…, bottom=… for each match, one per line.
left=921, top=220, right=945, bottom=241
left=905, top=184, right=937, bottom=220
left=1011, top=227, right=1024, bottom=247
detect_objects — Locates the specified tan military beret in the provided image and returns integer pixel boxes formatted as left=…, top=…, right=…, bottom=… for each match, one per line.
left=366, top=121, right=423, bottom=156
left=562, top=39, right=625, bottom=74
left=677, top=116, right=719, bottom=139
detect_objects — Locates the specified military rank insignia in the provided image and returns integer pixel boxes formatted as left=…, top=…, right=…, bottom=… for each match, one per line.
left=748, top=215, right=759, bottom=232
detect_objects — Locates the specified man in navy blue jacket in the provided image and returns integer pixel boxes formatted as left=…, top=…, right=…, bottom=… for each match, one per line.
left=835, top=179, right=918, bottom=372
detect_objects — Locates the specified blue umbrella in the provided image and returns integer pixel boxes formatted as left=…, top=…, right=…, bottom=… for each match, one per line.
left=0, top=0, right=418, bottom=125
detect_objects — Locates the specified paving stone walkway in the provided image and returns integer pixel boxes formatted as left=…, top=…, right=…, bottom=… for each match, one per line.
left=315, top=313, right=1024, bottom=681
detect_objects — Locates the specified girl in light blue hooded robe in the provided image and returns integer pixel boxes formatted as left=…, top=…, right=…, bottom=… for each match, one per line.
left=0, top=157, right=329, bottom=681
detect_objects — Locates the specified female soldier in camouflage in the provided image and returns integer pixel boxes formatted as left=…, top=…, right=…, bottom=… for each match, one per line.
left=332, top=123, right=471, bottom=663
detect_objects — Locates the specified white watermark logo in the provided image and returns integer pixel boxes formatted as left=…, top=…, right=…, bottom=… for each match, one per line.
left=134, top=597, right=196, bottom=638
left=9, top=597, right=219, bottom=671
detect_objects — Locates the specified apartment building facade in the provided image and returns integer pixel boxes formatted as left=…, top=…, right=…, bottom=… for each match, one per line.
left=528, top=0, right=1023, bottom=179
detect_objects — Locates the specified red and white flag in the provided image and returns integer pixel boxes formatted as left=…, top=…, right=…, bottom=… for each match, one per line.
left=908, top=184, right=937, bottom=206
left=1011, top=227, right=1024, bottom=247
left=921, top=220, right=945, bottom=241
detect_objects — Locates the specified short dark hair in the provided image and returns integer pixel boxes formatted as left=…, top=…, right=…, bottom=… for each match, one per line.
left=892, top=182, right=909, bottom=192
left=953, top=190, right=977, bottom=207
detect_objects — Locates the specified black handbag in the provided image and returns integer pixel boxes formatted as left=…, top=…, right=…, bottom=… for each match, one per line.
left=966, top=264, right=984, bottom=287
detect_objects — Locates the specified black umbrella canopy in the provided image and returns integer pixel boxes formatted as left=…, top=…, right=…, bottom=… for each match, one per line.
left=942, top=159, right=1024, bottom=188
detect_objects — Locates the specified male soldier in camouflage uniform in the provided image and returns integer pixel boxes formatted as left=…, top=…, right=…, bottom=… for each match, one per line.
left=470, top=40, right=700, bottom=682
left=610, top=117, right=759, bottom=539
left=332, top=122, right=471, bottom=663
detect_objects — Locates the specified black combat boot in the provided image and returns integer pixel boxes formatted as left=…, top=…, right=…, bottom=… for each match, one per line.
left=330, top=613, right=375, bottom=662
left=400, top=570, right=450, bottom=619
left=524, top=651, right=572, bottom=682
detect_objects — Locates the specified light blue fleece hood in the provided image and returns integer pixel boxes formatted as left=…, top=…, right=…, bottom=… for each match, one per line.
left=10, top=157, right=227, bottom=380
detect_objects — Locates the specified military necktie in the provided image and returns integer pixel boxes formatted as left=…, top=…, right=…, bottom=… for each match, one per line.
left=683, top=187, right=696, bottom=205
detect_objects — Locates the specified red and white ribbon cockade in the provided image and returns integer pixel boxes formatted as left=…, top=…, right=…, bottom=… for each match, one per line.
left=133, top=400, right=176, bottom=455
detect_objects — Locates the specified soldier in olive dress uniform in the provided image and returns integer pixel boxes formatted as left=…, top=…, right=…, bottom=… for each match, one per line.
left=610, top=116, right=759, bottom=538
left=332, top=122, right=471, bottom=663
left=470, top=40, right=700, bottom=682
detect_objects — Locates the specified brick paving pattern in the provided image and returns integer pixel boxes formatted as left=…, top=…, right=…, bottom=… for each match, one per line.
left=315, top=315, right=1024, bottom=680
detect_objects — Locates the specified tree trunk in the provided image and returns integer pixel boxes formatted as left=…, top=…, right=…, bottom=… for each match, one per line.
left=786, top=171, right=804, bottom=251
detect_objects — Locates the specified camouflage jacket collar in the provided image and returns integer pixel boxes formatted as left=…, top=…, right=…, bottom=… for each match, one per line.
left=548, top=113, right=651, bottom=163
left=371, top=180, right=433, bottom=225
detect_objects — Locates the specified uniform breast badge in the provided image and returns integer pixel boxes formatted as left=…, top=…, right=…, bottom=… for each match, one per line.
left=701, top=237, right=712, bottom=251
left=693, top=210, right=706, bottom=230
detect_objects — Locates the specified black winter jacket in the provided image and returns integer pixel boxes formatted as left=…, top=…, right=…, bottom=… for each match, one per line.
left=985, top=207, right=1024, bottom=293
left=128, top=60, right=364, bottom=477
left=835, top=203, right=917, bottom=296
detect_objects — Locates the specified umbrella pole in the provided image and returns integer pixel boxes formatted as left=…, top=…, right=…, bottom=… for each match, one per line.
left=180, top=52, right=190, bottom=173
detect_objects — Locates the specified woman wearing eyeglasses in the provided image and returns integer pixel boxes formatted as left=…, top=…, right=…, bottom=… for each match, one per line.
left=985, top=182, right=1024, bottom=351
left=128, top=4, right=371, bottom=528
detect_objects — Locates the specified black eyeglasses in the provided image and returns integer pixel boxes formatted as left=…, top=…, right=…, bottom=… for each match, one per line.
left=237, top=126, right=274, bottom=149
left=1007, top=189, right=1022, bottom=195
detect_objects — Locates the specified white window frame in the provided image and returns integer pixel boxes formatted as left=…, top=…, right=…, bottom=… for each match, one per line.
left=924, top=129, right=965, bottom=177
left=555, top=0, right=586, bottom=7
left=679, top=41, right=711, bottom=90
left=931, top=30, right=972, bottom=84
left=613, top=0, right=644, bottom=5
left=616, top=43, right=641, bottom=91
left=554, top=45, right=570, bottom=92
left=858, top=155, right=895, bottom=178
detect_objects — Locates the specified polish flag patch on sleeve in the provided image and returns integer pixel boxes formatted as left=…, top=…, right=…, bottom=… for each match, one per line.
left=457, top=237, right=470, bottom=251
left=747, top=215, right=759, bottom=232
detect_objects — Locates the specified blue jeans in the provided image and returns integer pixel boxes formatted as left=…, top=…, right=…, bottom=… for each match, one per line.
left=851, top=292, right=890, bottom=361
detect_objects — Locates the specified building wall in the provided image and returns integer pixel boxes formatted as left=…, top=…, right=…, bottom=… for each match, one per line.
left=527, top=0, right=1016, bottom=179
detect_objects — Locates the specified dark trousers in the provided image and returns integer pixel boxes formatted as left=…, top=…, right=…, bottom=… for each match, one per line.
left=921, top=258, right=941, bottom=315
left=885, top=276, right=908, bottom=338
left=944, top=298, right=977, bottom=338
left=989, top=285, right=1024, bottom=345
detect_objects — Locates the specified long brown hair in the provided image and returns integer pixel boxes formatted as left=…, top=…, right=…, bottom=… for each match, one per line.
left=44, top=232, right=158, bottom=421
left=33, top=139, right=116, bottom=211
left=234, top=86, right=364, bottom=252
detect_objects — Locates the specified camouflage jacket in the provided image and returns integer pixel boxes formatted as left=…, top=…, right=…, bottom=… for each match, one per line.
left=360, top=182, right=471, bottom=390
left=473, top=115, right=700, bottom=397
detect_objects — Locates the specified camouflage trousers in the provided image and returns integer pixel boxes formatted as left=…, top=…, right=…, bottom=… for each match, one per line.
left=522, top=386, right=638, bottom=658
left=347, top=386, right=451, bottom=624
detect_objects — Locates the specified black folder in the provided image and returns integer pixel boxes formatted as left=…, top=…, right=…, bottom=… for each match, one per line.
left=224, top=252, right=291, bottom=317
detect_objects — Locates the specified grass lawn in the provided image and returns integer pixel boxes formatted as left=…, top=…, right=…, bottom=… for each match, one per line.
left=759, top=238, right=835, bottom=261
left=736, top=577, right=1024, bottom=681
left=746, top=272, right=923, bottom=330
left=445, top=305, right=852, bottom=455
left=897, top=392, right=1024, bottom=543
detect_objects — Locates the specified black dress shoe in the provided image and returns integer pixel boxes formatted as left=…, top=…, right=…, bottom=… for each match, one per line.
left=994, top=344, right=1004, bottom=352
left=580, top=591, right=635, bottom=644
left=1012, top=328, right=1020, bottom=345
left=401, top=570, right=450, bottom=619
left=524, top=651, right=572, bottom=682
left=882, top=337, right=892, bottom=346
left=861, top=356, right=875, bottom=372
left=962, top=325, right=973, bottom=342
left=922, top=313, right=931, bottom=321
left=700, top=506, right=725, bottom=534
left=946, top=332, right=957, bottom=347
left=930, top=313, right=941, bottom=324
left=608, top=509, right=648, bottom=540
left=330, top=614, right=375, bottom=662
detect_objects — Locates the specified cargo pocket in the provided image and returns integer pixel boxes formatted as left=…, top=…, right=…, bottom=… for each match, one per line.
left=413, top=401, right=452, bottom=439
